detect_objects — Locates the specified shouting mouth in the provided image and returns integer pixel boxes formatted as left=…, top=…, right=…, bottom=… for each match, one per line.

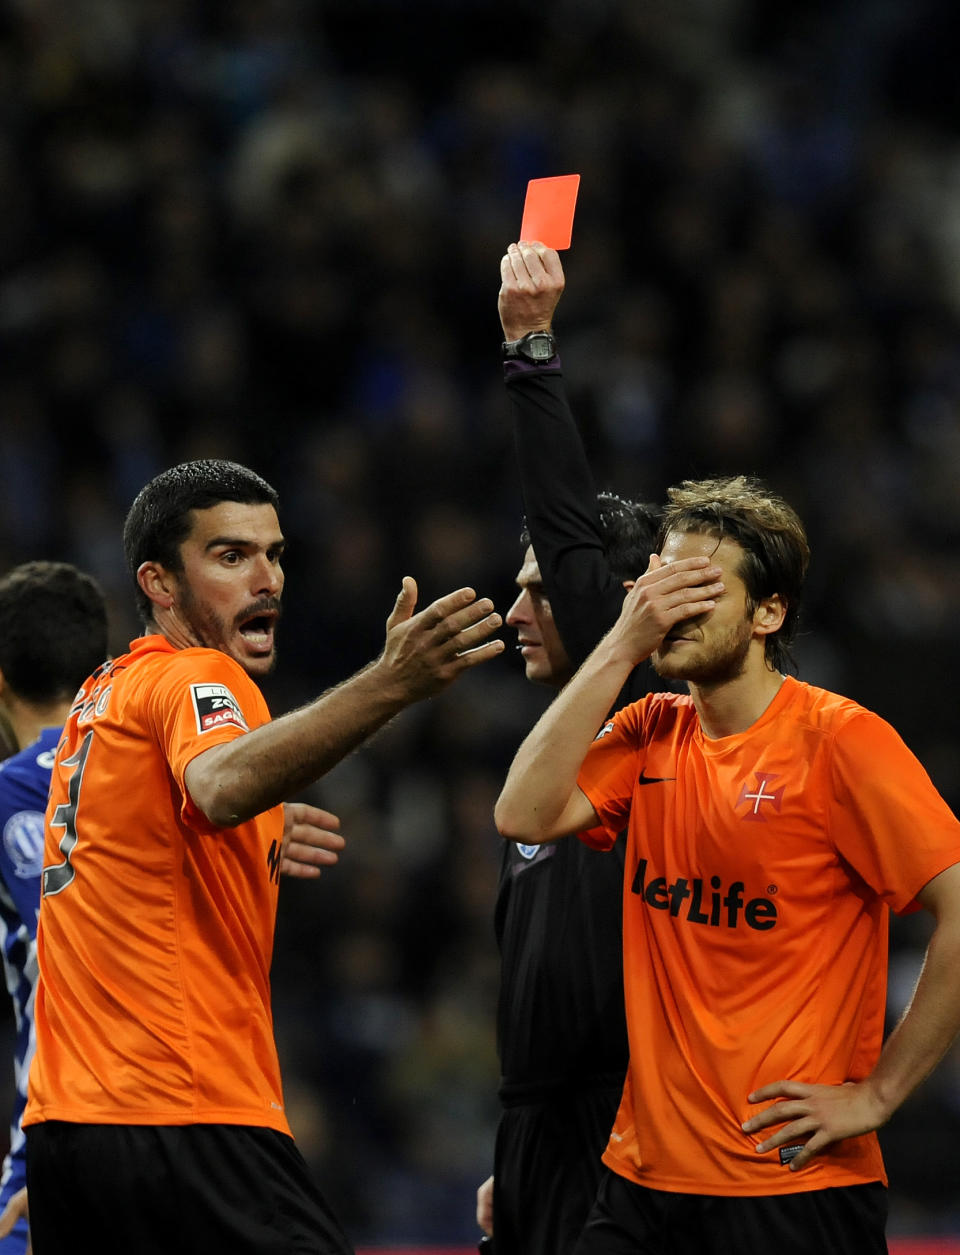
left=237, top=604, right=280, bottom=654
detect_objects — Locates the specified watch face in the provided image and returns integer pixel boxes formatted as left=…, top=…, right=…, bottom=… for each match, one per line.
left=523, top=333, right=556, bottom=362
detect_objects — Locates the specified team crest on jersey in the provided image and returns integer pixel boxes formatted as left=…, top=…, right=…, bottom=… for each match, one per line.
left=190, top=683, right=248, bottom=734
left=735, top=771, right=784, bottom=822
left=3, top=809, right=46, bottom=879
left=509, top=842, right=556, bottom=876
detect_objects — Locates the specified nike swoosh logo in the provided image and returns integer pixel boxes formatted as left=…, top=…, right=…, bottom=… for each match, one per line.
left=638, top=769, right=677, bottom=785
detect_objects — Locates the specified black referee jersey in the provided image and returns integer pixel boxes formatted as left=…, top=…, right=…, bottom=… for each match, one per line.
left=497, top=360, right=657, bottom=1094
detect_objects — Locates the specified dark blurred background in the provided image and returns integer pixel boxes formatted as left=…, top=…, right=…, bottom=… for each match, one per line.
left=3, top=0, right=960, bottom=1243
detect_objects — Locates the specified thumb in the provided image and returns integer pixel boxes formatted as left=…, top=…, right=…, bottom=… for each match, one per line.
left=386, top=576, right=418, bottom=631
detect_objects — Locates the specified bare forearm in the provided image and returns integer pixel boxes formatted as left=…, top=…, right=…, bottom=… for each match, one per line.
left=189, top=660, right=412, bottom=826
left=495, top=635, right=633, bottom=843
left=867, top=910, right=960, bottom=1119
left=187, top=580, right=504, bottom=826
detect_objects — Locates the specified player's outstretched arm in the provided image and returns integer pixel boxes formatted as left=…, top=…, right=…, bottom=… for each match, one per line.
left=743, top=861, right=960, bottom=1170
left=185, top=578, right=504, bottom=827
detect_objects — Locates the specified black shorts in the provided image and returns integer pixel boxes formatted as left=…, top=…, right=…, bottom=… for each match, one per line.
left=493, top=1084, right=622, bottom=1255
left=25, top=1121, right=354, bottom=1255
left=573, top=1168, right=888, bottom=1255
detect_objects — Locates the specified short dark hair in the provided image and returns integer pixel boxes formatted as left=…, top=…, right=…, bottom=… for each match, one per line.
left=522, top=491, right=660, bottom=583
left=122, top=459, right=280, bottom=625
left=0, top=561, right=109, bottom=703
left=658, top=475, right=810, bottom=673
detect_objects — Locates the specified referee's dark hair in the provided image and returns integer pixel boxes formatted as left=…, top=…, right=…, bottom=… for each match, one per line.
left=522, top=491, right=660, bottom=583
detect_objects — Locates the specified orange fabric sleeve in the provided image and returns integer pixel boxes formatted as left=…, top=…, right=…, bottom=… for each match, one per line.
left=829, top=709, right=960, bottom=913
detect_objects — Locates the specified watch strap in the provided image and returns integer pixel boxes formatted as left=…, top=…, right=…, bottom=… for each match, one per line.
left=502, top=330, right=558, bottom=363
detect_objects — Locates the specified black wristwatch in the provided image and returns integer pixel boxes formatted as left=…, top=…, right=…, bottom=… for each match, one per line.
left=501, top=330, right=558, bottom=364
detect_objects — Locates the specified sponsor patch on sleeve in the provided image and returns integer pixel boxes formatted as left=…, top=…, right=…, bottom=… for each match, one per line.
left=190, top=683, right=249, bottom=734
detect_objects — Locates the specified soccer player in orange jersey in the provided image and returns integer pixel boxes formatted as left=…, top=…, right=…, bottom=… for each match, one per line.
left=21, top=459, right=504, bottom=1255
left=495, top=475, right=960, bottom=1255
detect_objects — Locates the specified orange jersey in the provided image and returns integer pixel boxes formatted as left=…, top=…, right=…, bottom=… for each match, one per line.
left=577, top=675, right=960, bottom=1196
left=25, top=635, right=288, bottom=1133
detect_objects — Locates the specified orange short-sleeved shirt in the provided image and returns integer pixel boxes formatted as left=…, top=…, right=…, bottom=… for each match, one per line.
left=577, top=675, right=960, bottom=1196
left=24, top=635, right=288, bottom=1133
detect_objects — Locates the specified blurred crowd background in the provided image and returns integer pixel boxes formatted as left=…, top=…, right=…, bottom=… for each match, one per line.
left=4, top=0, right=960, bottom=1243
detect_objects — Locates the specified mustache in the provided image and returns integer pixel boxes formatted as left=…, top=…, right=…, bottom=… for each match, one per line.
left=235, top=597, right=282, bottom=626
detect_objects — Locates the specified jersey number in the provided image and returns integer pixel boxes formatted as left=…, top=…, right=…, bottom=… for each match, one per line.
left=42, top=731, right=93, bottom=897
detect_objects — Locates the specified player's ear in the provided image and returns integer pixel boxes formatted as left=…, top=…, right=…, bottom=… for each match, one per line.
left=753, top=594, right=786, bottom=636
left=137, top=561, right=177, bottom=610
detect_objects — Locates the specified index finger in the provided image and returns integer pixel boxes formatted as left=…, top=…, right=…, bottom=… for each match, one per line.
left=637, top=556, right=721, bottom=589
left=654, top=555, right=714, bottom=572
left=747, top=1080, right=811, bottom=1104
left=502, top=241, right=546, bottom=287
left=292, top=803, right=341, bottom=831
left=518, top=240, right=565, bottom=282
left=419, top=586, right=480, bottom=627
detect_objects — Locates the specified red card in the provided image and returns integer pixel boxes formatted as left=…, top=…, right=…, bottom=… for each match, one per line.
left=519, top=174, right=581, bottom=250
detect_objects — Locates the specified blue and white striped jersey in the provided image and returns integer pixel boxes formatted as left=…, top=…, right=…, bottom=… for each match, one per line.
left=0, top=726, right=57, bottom=1254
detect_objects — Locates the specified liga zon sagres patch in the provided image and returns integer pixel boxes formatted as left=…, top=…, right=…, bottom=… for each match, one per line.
left=190, top=683, right=249, bottom=734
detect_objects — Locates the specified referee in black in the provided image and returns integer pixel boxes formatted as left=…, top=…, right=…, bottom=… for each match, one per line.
left=476, top=240, right=661, bottom=1255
